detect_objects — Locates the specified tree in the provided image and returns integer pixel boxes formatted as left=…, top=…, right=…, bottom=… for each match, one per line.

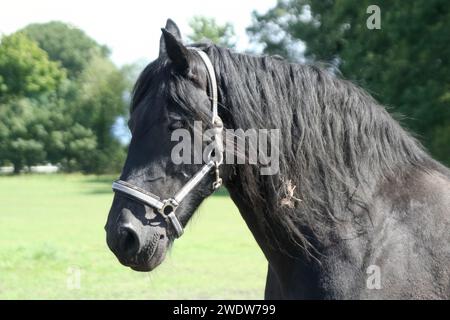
left=21, top=21, right=110, bottom=79
left=0, top=33, right=67, bottom=172
left=0, top=33, right=66, bottom=101
left=0, top=99, right=46, bottom=172
left=0, top=96, right=100, bottom=173
left=18, top=22, right=131, bottom=173
left=249, top=0, right=450, bottom=166
left=188, top=16, right=236, bottom=48
left=0, top=23, right=131, bottom=174
left=69, top=54, right=130, bottom=173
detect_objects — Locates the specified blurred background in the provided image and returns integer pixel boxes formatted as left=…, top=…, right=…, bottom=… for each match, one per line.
left=0, top=0, right=449, bottom=299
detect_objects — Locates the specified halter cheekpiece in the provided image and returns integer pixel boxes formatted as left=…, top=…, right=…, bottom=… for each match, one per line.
left=112, top=48, right=223, bottom=239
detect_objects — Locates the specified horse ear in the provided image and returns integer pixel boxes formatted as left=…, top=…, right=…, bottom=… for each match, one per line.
left=159, top=19, right=183, bottom=57
left=160, top=28, right=190, bottom=74
left=165, top=19, right=182, bottom=41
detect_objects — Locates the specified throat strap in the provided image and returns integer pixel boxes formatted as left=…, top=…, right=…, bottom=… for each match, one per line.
left=193, top=49, right=218, bottom=123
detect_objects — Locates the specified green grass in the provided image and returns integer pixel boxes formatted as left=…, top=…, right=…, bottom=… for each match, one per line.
left=0, top=174, right=267, bottom=299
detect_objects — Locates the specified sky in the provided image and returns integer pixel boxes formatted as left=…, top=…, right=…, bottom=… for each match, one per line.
left=0, top=0, right=277, bottom=66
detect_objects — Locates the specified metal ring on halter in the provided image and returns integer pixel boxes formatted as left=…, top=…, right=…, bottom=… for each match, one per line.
left=212, top=116, right=223, bottom=128
left=212, top=163, right=222, bottom=190
left=212, top=182, right=222, bottom=190
left=207, top=146, right=223, bottom=166
left=206, top=146, right=222, bottom=190
left=159, top=199, right=184, bottom=237
left=159, top=198, right=179, bottom=216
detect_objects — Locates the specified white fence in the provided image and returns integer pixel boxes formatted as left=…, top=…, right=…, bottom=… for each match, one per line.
left=0, top=164, right=59, bottom=174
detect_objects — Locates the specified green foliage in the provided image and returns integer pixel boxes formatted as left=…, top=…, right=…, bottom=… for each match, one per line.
left=0, top=33, right=66, bottom=101
left=0, top=97, right=98, bottom=173
left=249, top=0, right=450, bottom=165
left=61, top=123, right=98, bottom=172
left=21, top=21, right=110, bottom=79
left=0, top=98, right=52, bottom=172
left=188, top=16, right=236, bottom=48
left=67, top=54, right=130, bottom=173
left=0, top=22, right=132, bottom=174
left=72, top=55, right=128, bottom=145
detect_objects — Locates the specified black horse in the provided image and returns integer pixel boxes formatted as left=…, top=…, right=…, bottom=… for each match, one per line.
left=105, top=20, right=450, bottom=299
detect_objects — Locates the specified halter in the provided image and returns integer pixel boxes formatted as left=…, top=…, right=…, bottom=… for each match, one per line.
left=112, top=48, right=223, bottom=239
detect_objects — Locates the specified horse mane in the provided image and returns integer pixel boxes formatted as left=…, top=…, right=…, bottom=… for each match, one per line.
left=132, top=44, right=431, bottom=257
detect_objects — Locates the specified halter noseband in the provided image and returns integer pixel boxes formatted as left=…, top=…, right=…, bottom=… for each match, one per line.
left=112, top=48, right=223, bottom=239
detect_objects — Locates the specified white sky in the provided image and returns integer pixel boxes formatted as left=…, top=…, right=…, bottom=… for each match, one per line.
left=0, top=0, right=277, bottom=66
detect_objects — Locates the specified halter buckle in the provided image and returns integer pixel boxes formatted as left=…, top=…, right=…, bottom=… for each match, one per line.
left=212, top=179, right=222, bottom=190
left=212, top=116, right=223, bottom=128
left=159, top=198, right=179, bottom=217
left=159, top=199, right=183, bottom=238
left=212, top=161, right=222, bottom=190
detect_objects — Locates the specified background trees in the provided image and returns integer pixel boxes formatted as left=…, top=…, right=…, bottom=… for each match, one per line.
left=0, top=33, right=66, bottom=101
left=1, top=7, right=448, bottom=173
left=0, top=22, right=131, bottom=173
left=249, top=0, right=450, bottom=166
left=0, top=18, right=237, bottom=174
left=188, top=16, right=236, bottom=48
left=0, top=33, right=67, bottom=173
left=21, top=21, right=110, bottom=79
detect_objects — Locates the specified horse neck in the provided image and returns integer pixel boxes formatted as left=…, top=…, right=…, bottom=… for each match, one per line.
left=216, top=51, right=429, bottom=257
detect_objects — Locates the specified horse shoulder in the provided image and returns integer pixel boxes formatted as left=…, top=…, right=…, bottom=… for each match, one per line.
left=364, top=167, right=450, bottom=299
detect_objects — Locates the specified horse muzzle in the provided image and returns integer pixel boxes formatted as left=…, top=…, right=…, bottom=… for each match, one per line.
left=106, top=207, right=169, bottom=271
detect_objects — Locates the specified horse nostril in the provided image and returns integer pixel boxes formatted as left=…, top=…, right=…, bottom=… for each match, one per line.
left=119, top=226, right=141, bottom=257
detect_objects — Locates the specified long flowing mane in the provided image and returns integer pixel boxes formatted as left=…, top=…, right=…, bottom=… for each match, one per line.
left=133, top=44, right=432, bottom=256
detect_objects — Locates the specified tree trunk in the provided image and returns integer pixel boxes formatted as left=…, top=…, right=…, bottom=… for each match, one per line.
left=13, top=162, right=22, bottom=174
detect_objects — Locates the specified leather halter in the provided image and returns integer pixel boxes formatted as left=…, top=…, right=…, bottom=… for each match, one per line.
left=112, top=48, right=223, bottom=239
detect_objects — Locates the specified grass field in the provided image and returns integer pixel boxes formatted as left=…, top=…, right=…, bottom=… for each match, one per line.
left=0, top=174, right=267, bottom=299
